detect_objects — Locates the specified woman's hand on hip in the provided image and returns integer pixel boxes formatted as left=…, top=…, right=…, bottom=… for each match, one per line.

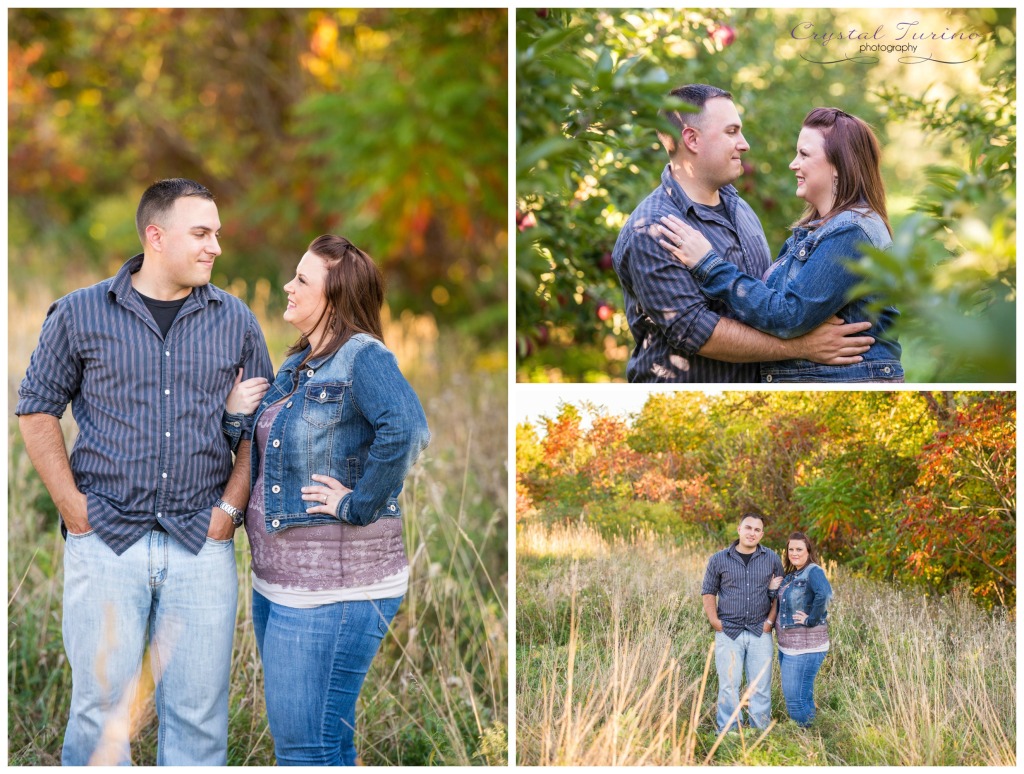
left=226, top=368, right=270, bottom=415
left=302, top=474, right=353, bottom=517
left=793, top=610, right=809, bottom=625
left=655, top=215, right=713, bottom=268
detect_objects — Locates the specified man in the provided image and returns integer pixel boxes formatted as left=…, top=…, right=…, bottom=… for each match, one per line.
left=613, top=83, right=875, bottom=382
left=701, top=512, right=784, bottom=733
left=16, top=178, right=274, bottom=765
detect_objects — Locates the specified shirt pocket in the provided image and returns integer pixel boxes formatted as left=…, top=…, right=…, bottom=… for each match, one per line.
left=302, top=382, right=348, bottom=428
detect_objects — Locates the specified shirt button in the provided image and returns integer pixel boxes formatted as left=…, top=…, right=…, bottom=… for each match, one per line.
left=271, top=519, right=280, bottom=528
left=271, top=485, right=281, bottom=494
left=157, top=512, right=162, bottom=518
left=306, top=369, right=315, bottom=377
left=765, top=375, right=773, bottom=382
left=165, top=431, right=171, bottom=437
left=165, top=351, right=170, bottom=357
left=272, top=439, right=280, bottom=448
left=162, top=472, right=168, bottom=479
left=164, top=389, right=170, bottom=395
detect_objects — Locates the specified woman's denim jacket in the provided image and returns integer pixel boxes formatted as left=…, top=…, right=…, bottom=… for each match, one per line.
left=777, top=563, right=833, bottom=630
left=690, top=207, right=903, bottom=382
left=223, top=333, right=429, bottom=534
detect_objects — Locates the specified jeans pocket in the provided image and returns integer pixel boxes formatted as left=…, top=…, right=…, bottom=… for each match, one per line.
left=66, top=529, right=96, bottom=540
left=375, top=597, right=402, bottom=637
left=205, top=535, right=234, bottom=548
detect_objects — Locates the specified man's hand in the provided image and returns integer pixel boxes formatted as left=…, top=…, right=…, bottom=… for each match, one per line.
left=789, top=316, right=874, bottom=365
left=710, top=618, right=724, bottom=633
left=207, top=506, right=236, bottom=541
left=762, top=620, right=774, bottom=634
left=61, top=490, right=92, bottom=535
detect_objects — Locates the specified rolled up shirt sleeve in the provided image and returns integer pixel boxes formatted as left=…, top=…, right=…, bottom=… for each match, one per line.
left=625, top=224, right=721, bottom=356
left=16, top=299, right=83, bottom=418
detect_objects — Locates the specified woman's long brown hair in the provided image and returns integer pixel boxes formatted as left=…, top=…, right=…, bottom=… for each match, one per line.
left=286, top=234, right=385, bottom=369
left=782, top=531, right=822, bottom=575
left=794, top=107, right=892, bottom=237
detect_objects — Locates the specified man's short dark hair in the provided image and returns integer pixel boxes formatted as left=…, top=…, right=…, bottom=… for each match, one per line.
left=136, top=178, right=215, bottom=245
left=738, top=511, right=767, bottom=527
left=659, top=84, right=733, bottom=154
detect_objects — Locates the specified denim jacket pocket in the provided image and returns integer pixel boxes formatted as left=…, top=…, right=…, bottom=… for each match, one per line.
left=302, top=383, right=348, bottom=428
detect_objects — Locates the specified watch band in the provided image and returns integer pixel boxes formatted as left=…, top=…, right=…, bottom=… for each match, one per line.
left=216, top=499, right=244, bottom=527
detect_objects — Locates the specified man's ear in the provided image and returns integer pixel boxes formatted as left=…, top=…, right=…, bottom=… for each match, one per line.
left=144, top=223, right=164, bottom=253
left=680, top=125, right=701, bottom=154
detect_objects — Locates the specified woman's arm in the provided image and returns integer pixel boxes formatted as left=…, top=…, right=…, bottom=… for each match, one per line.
left=804, top=566, right=833, bottom=626
left=659, top=215, right=876, bottom=339
left=334, top=343, right=430, bottom=526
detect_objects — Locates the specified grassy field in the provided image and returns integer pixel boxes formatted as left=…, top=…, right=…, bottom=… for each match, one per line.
left=7, top=287, right=508, bottom=766
left=516, top=518, right=1016, bottom=766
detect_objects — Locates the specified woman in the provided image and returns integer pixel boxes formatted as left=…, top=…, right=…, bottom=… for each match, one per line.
left=656, top=107, right=903, bottom=382
left=770, top=532, right=833, bottom=727
left=223, top=234, right=430, bottom=765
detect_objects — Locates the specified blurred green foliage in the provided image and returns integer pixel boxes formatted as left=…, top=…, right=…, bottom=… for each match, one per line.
left=516, top=8, right=1015, bottom=381
left=9, top=8, right=507, bottom=343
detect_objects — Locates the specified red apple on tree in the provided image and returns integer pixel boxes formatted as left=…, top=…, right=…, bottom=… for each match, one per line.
left=709, top=24, right=736, bottom=48
left=596, top=302, right=613, bottom=322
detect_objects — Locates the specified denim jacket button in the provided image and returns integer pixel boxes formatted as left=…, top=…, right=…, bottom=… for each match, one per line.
left=272, top=439, right=280, bottom=448
left=320, top=390, right=327, bottom=399
left=799, top=248, right=806, bottom=257
left=271, top=485, right=281, bottom=494
left=306, top=369, right=315, bottom=377
left=883, top=366, right=892, bottom=374
left=271, top=519, right=280, bottom=528
left=286, top=401, right=293, bottom=408
left=389, top=503, right=396, bottom=512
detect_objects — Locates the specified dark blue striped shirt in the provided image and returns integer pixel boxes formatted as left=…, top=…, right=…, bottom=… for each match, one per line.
left=612, top=165, right=773, bottom=382
left=701, top=541, right=784, bottom=639
left=16, top=255, right=274, bottom=556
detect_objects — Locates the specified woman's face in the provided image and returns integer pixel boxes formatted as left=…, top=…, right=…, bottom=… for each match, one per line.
left=283, top=251, right=330, bottom=337
left=787, top=540, right=809, bottom=570
left=789, top=126, right=836, bottom=213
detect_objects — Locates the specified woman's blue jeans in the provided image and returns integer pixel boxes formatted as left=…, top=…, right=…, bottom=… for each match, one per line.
left=778, top=650, right=827, bottom=727
left=252, top=590, right=402, bottom=766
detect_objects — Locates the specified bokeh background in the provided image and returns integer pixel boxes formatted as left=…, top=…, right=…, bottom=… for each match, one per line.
left=8, top=8, right=507, bottom=765
left=516, top=8, right=1015, bottom=382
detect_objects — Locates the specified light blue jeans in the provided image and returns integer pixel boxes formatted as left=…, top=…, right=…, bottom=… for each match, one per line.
left=714, top=629, right=774, bottom=732
left=61, top=529, right=237, bottom=766
left=778, top=649, right=827, bottom=726
left=253, top=591, right=402, bottom=766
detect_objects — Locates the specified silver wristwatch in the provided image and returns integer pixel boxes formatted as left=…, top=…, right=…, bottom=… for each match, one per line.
left=215, top=499, right=244, bottom=527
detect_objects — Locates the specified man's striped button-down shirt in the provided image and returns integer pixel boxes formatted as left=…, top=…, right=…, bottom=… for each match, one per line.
left=16, top=255, right=274, bottom=556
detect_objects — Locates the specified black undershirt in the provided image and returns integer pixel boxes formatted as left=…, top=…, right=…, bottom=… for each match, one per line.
left=737, top=549, right=755, bottom=566
left=138, top=291, right=189, bottom=339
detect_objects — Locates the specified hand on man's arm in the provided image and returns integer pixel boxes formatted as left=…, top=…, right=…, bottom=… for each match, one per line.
left=208, top=440, right=252, bottom=540
left=20, top=413, right=91, bottom=535
left=698, top=316, right=874, bottom=365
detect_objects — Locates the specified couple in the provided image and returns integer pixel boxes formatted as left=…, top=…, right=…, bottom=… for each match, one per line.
left=16, top=178, right=430, bottom=766
left=614, top=83, right=903, bottom=383
left=702, top=512, right=833, bottom=732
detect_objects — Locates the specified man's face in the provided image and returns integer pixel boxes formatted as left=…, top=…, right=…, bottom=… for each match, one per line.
left=152, top=197, right=222, bottom=290
left=691, top=97, right=749, bottom=187
left=737, top=516, right=764, bottom=549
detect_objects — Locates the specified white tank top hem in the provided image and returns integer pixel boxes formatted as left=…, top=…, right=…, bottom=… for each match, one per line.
left=252, top=566, right=409, bottom=608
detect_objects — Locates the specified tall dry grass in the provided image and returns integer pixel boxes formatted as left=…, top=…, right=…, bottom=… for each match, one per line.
left=516, top=519, right=1015, bottom=766
left=8, top=287, right=507, bottom=766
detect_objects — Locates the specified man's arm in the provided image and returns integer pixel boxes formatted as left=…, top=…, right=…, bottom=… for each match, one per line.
left=699, top=316, right=874, bottom=365
left=207, top=440, right=252, bottom=540
left=701, top=594, right=723, bottom=632
left=763, top=598, right=778, bottom=633
left=19, top=413, right=90, bottom=534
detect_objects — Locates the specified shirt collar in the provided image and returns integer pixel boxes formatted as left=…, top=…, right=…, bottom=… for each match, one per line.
left=660, top=164, right=739, bottom=219
left=107, top=253, right=219, bottom=309
left=728, top=539, right=763, bottom=559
